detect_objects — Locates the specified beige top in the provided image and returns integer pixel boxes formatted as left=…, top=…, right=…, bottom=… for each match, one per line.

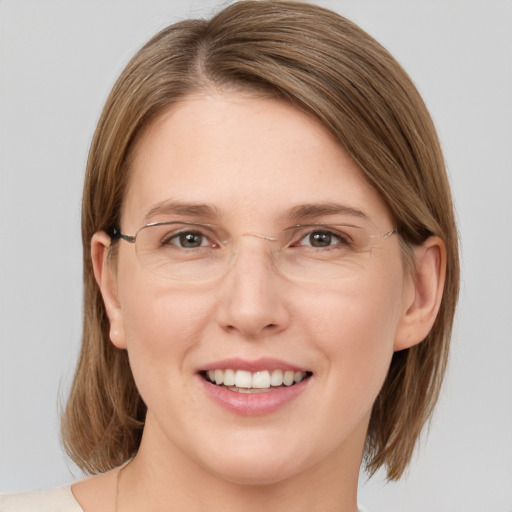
left=0, top=485, right=368, bottom=511
left=0, top=485, right=82, bottom=512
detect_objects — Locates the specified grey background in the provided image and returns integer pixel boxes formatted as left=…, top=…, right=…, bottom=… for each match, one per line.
left=1, top=1, right=511, bottom=511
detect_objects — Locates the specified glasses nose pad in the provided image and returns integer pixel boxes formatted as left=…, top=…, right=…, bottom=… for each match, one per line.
left=241, top=232, right=279, bottom=242
left=240, top=233, right=282, bottom=268
left=222, top=232, right=282, bottom=276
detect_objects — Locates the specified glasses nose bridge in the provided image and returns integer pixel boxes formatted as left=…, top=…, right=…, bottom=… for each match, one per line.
left=240, top=232, right=279, bottom=243
left=224, top=231, right=283, bottom=273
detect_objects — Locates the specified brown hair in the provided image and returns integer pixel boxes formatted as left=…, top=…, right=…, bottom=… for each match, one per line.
left=62, top=0, right=459, bottom=480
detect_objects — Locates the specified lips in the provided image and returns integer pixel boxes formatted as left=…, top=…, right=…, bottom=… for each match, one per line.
left=198, top=358, right=312, bottom=415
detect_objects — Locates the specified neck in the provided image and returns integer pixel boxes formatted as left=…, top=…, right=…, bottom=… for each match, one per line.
left=117, top=417, right=365, bottom=512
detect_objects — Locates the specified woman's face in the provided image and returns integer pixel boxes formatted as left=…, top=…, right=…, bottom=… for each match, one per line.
left=101, top=92, right=413, bottom=484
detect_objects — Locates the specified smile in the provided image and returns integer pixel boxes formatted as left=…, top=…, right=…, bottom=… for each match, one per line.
left=203, top=369, right=311, bottom=393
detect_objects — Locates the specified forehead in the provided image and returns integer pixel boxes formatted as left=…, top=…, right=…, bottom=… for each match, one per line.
left=123, top=92, right=392, bottom=229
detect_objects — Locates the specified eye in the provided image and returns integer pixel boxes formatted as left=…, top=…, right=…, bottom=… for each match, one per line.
left=298, top=229, right=350, bottom=248
left=165, top=230, right=213, bottom=249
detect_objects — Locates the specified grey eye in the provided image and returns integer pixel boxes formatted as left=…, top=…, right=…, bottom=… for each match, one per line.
left=308, top=231, right=334, bottom=247
left=172, top=232, right=207, bottom=248
left=303, top=230, right=349, bottom=248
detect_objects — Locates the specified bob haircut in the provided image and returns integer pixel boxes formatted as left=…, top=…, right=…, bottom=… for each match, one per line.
left=62, top=0, right=459, bottom=481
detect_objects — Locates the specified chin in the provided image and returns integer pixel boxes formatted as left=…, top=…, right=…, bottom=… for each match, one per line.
left=190, top=429, right=318, bottom=486
left=207, top=455, right=304, bottom=486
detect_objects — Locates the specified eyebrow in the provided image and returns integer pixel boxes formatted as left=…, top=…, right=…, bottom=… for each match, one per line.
left=143, top=200, right=221, bottom=223
left=142, top=200, right=368, bottom=224
left=286, top=202, right=369, bottom=221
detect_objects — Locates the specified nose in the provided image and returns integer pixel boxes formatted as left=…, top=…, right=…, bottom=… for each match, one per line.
left=215, top=237, right=290, bottom=339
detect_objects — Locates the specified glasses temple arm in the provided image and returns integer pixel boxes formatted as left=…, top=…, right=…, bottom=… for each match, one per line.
left=108, top=226, right=136, bottom=244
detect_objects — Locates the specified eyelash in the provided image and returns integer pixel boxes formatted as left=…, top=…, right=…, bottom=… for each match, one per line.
left=160, top=227, right=353, bottom=250
left=161, top=230, right=215, bottom=248
left=294, top=229, right=351, bottom=249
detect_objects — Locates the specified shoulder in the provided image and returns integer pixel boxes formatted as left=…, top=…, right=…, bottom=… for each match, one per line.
left=0, top=485, right=83, bottom=512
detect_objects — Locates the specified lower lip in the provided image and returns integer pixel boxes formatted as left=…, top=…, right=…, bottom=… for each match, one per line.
left=198, top=376, right=310, bottom=416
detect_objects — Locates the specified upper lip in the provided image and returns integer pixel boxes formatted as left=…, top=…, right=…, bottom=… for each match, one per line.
left=199, top=357, right=309, bottom=373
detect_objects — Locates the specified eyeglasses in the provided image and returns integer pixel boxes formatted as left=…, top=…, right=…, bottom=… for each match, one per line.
left=109, top=221, right=397, bottom=283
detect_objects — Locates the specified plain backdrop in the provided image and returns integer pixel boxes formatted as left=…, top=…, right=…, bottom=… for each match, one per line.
left=1, top=1, right=511, bottom=511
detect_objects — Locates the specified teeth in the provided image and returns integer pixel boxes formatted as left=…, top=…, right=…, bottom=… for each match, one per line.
left=235, top=370, right=252, bottom=388
left=270, top=369, right=283, bottom=386
left=283, top=371, right=294, bottom=386
left=205, top=368, right=308, bottom=389
left=223, top=368, right=236, bottom=386
left=252, top=371, right=270, bottom=389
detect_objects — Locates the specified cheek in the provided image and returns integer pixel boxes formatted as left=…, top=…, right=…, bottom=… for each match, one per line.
left=116, top=265, right=214, bottom=394
left=303, top=271, right=404, bottom=408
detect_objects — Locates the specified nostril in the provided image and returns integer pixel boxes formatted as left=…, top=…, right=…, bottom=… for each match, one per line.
left=216, top=270, right=291, bottom=337
left=222, top=322, right=279, bottom=338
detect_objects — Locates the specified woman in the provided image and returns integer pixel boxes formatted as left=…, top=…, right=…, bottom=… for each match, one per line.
left=0, top=1, right=458, bottom=511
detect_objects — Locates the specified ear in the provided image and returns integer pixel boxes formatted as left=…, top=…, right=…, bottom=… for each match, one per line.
left=394, top=236, right=446, bottom=351
left=91, top=231, right=127, bottom=349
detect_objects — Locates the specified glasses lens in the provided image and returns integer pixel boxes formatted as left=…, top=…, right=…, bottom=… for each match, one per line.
left=133, top=222, right=394, bottom=282
left=135, top=222, right=226, bottom=281
left=277, top=224, right=385, bottom=281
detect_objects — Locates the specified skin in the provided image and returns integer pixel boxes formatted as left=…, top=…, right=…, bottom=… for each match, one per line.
left=74, top=91, right=446, bottom=512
